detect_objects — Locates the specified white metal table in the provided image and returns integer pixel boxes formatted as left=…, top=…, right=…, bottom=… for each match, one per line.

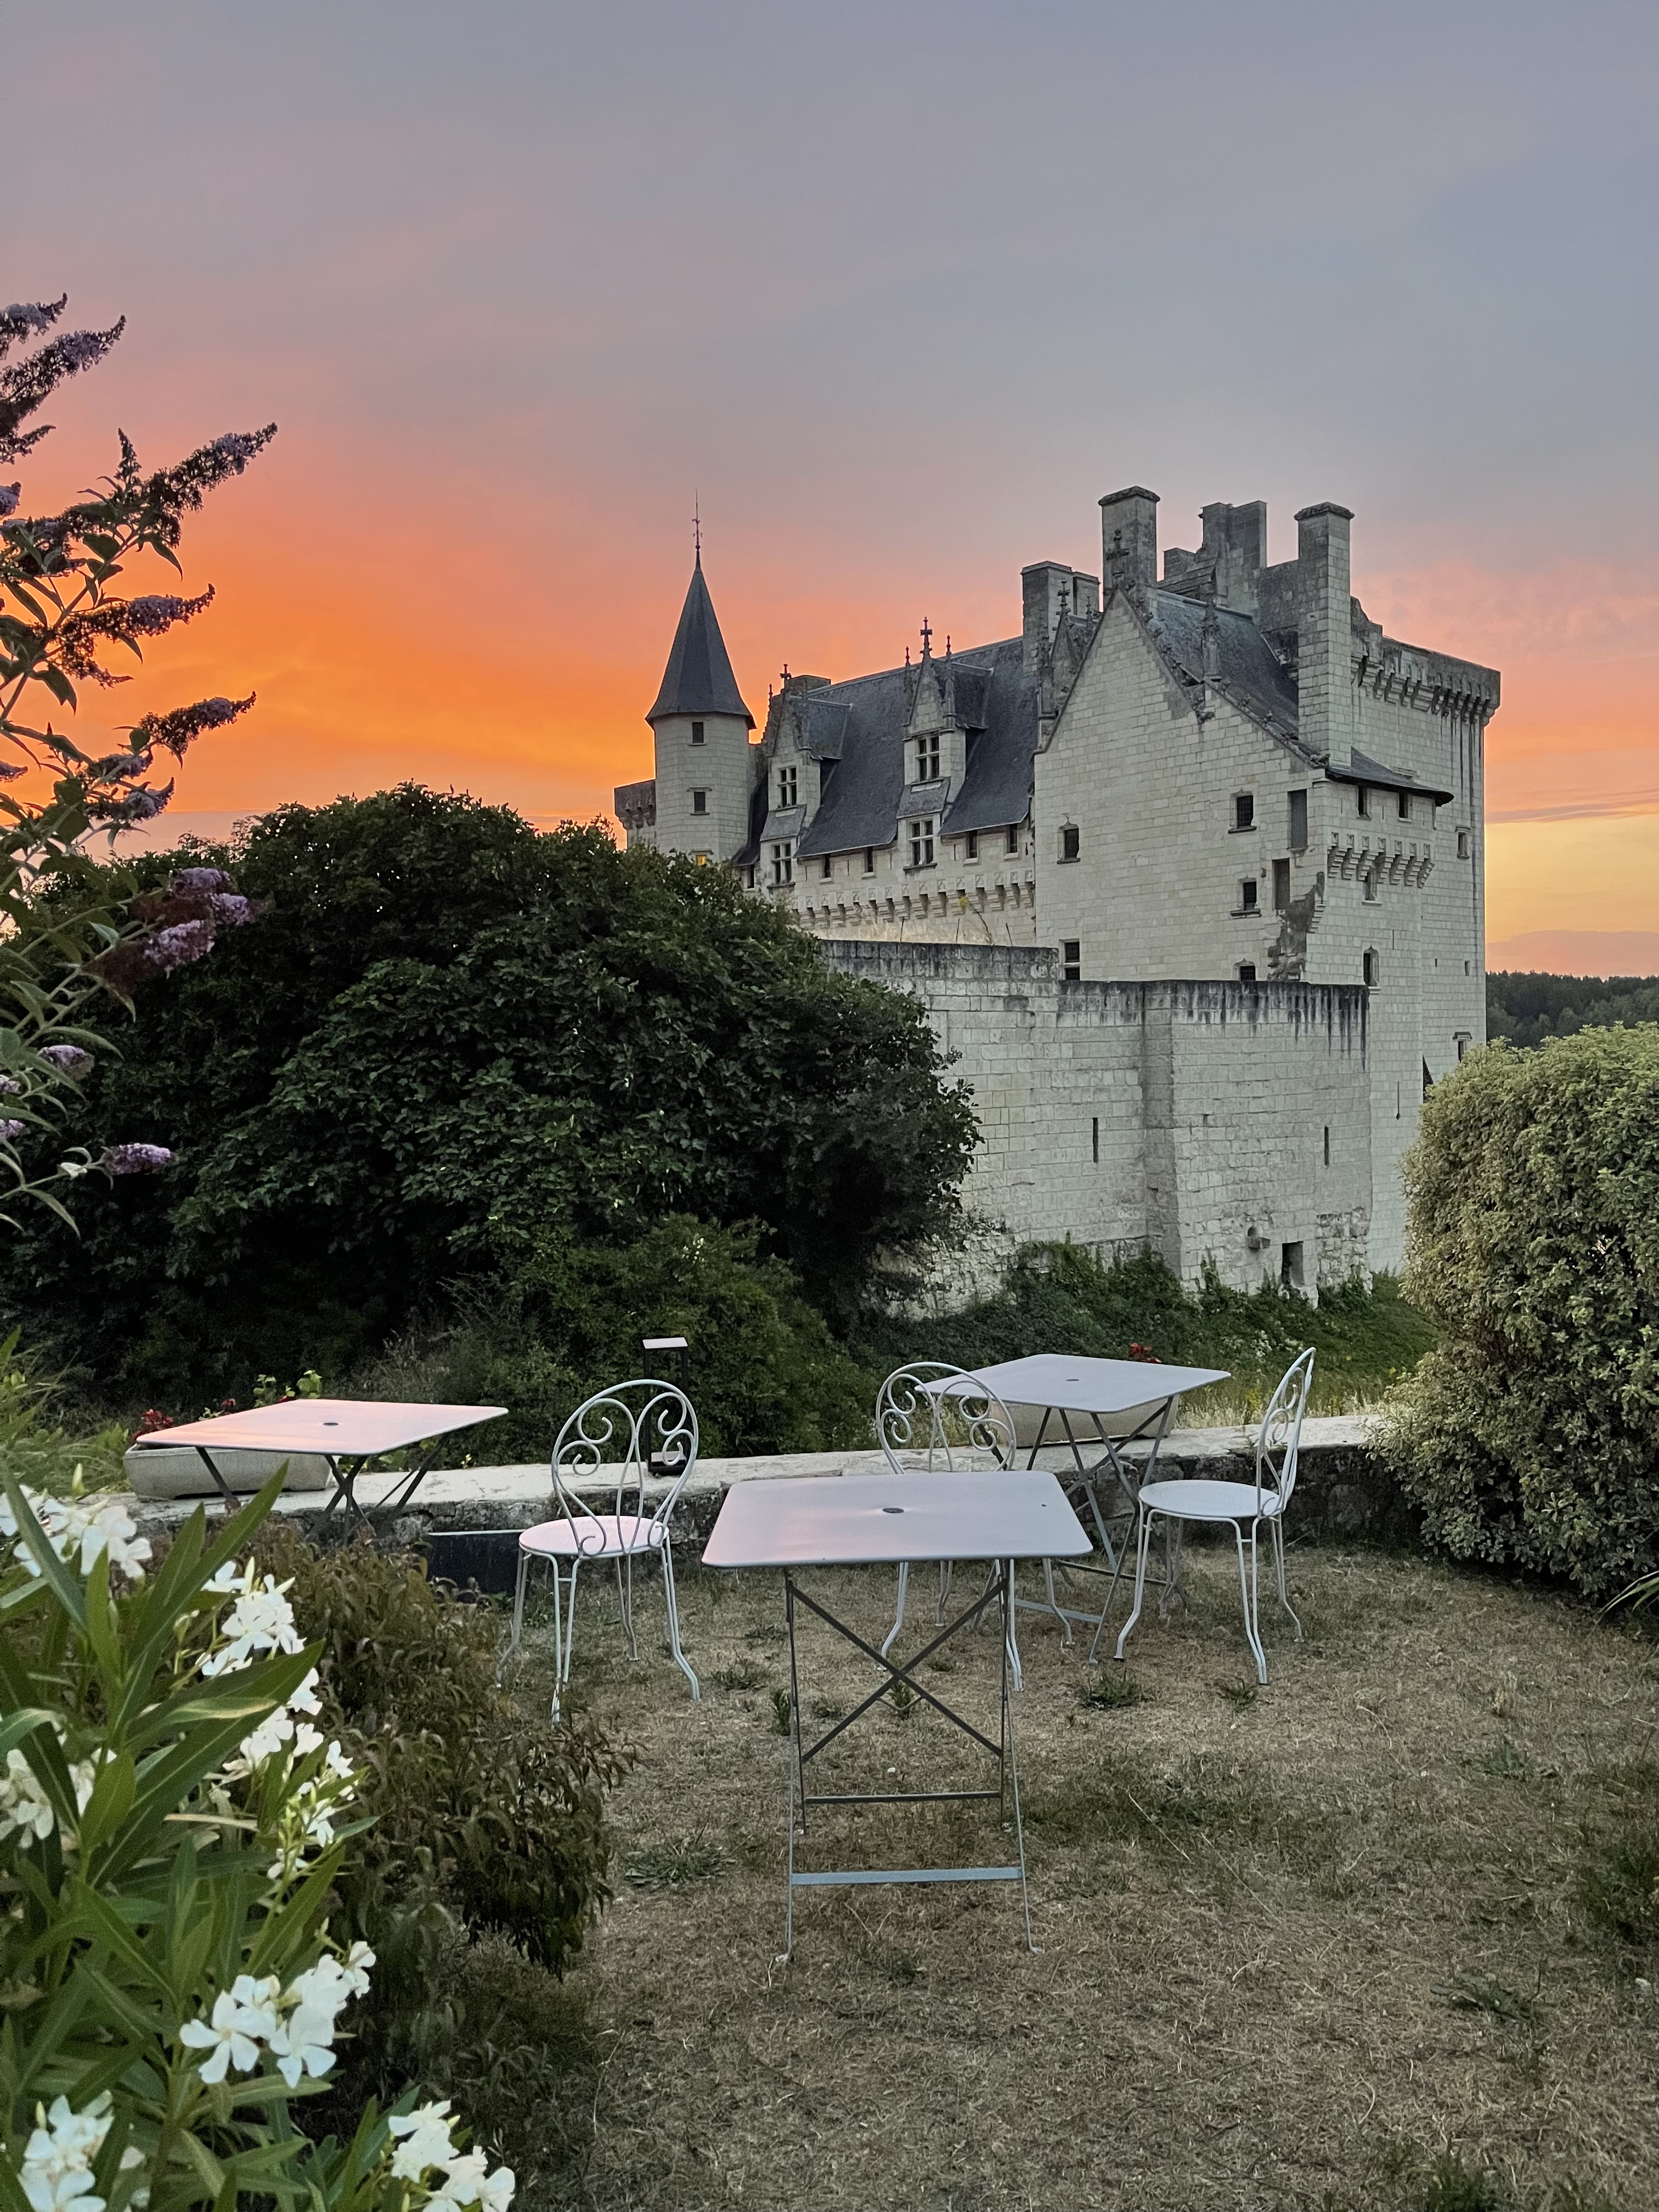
left=702, top=1469, right=1090, bottom=1956
left=932, top=1355, right=1229, bottom=1657
left=133, top=1399, right=508, bottom=1526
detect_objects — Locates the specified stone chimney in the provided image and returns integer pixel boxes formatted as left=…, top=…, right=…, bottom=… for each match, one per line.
left=1293, top=502, right=1355, bottom=764
left=1200, top=500, right=1267, bottom=617
left=1099, top=487, right=1158, bottom=618
left=1022, top=561, right=1076, bottom=673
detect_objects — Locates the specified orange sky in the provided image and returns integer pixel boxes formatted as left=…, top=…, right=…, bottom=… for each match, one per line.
left=10, top=3, right=1656, bottom=972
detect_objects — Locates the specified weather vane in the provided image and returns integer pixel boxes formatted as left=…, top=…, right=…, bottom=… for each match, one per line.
left=693, top=494, right=701, bottom=566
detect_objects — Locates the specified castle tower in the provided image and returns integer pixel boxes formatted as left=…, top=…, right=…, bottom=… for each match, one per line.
left=645, top=548, right=755, bottom=862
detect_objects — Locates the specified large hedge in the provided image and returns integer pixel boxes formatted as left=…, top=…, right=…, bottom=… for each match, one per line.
left=1383, top=1026, right=1659, bottom=1597
left=3, top=788, right=978, bottom=1404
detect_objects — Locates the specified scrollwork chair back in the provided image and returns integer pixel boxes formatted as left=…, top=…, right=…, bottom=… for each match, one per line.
left=549, top=1379, right=699, bottom=1555
left=876, top=1363, right=1017, bottom=1475
left=1254, top=1348, right=1315, bottom=1517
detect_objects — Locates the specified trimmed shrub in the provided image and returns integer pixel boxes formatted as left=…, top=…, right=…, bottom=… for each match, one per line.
left=1381, top=1026, right=1659, bottom=1597
left=252, top=1527, right=626, bottom=2154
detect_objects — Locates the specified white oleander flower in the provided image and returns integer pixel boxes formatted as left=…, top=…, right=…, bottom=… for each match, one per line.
left=202, top=1576, right=301, bottom=1675
left=0, top=1749, right=58, bottom=1843
left=292, top=1722, right=323, bottom=1757
left=18, top=2091, right=114, bottom=2212
left=387, top=2100, right=458, bottom=2181
left=341, top=1939, right=375, bottom=1996
left=178, top=1983, right=273, bottom=2083
left=204, top=1559, right=249, bottom=1595
left=1, top=1486, right=150, bottom=1584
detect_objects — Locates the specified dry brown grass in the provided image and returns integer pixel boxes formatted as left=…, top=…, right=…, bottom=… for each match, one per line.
left=503, top=1539, right=1659, bottom=2212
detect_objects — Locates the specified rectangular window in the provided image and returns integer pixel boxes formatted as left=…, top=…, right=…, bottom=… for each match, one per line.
left=1288, top=789, right=1307, bottom=850
left=821, top=854, right=832, bottom=880
left=1059, top=823, right=1080, bottom=863
left=1006, top=826, right=1020, bottom=855
left=1357, top=787, right=1372, bottom=819
left=776, top=765, right=798, bottom=808
left=916, top=733, right=940, bottom=783
left=1233, top=793, right=1255, bottom=832
left=1457, top=828, right=1471, bottom=859
left=1062, top=939, right=1081, bottom=981
left=691, top=789, right=708, bottom=816
left=1239, top=878, right=1259, bottom=912
left=909, top=817, right=935, bottom=869
left=862, top=847, right=875, bottom=874
left=1280, top=1240, right=1305, bottom=1290
left=1323, top=1125, right=1330, bottom=1167
left=690, top=720, right=705, bottom=744
left=964, top=830, right=979, bottom=860
left=1363, top=949, right=1380, bottom=986
left=1455, top=1031, right=1471, bottom=1062
left=1272, top=857, right=1290, bottom=912
left=1398, top=790, right=1411, bottom=821
left=1091, top=1115, right=1099, bottom=1164
left=1238, top=962, right=1257, bottom=983
left=770, top=842, right=794, bottom=887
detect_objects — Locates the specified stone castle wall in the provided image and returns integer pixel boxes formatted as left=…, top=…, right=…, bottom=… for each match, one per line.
left=822, top=941, right=1374, bottom=1305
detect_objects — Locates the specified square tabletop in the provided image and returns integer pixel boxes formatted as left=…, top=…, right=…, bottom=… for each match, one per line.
left=702, top=1470, right=1091, bottom=1570
left=132, top=1398, right=507, bottom=1459
left=933, top=1353, right=1229, bottom=1417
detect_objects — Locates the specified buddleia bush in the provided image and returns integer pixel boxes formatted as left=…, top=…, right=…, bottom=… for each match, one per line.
left=1381, top=1026, right=1659, bottom=1598
left=0, top=1460, right=517, bottom=2211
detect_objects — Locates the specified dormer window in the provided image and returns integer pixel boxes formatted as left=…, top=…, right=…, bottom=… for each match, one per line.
left=776, top=765, right=798, bottom=808
left=915, top=733, right=940, bottom=783
left=691, top=721, right=706, bottom=745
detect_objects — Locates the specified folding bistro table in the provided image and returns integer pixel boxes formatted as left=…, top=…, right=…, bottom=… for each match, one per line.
left=932, top=1355, right=1229, bottom=1658
left=702, top=1469, right=1090, bottom=1956
left=132, top=1400, right=507, bottom=1526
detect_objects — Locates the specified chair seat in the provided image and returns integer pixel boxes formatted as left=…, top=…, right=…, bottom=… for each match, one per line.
left=1138, top=1479, right=1285, bottom=1523
left=520, top=1514, right=667, bottom=1560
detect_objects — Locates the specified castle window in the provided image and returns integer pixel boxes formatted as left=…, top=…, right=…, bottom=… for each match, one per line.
left=1091, top=1115, right=1099, bottom=1164
left=964, top=830, right=979, bottom=860
left=1273, top=858, right=1290, bottom=912
left=1007, top=825, right=1020, bottom=856
left=770, top=841, right=794, bottom=887
left=1059, top=823, right=1080, bottom=864
left=1323, top=1125, right=1331, bottom=1167
left=1455, top=1031, right=1471, bottom=1062
left=691, top=852, right=710, bottom=866
left=1288, top=789, right=1307, bottom=850
left=1280, top=1240, right=1305, bottom=1290
left=1457, top=828, right=1471, bottom=859
left=916, top=733, right=940, bottom=783
left=1239, top=878, right=1259, bottom=912
left=909, top=818, right=935, bottom=869
left=1233, top=793, right=1255, bottom=832
left=1357, top=787, right=1372, bottom=819
left=776, top=765, right=798, bottom=808
left=1238, top=963, right=1257, bottom=983
left=821, top=854, right=832, bottom=881
left=1363, top=948, right=1380, bottom=987
left=745, top=866, right=755, bottom=889
left=1062, top=940, right=1081, bottom=981
left=1397, top=791, right=1411, bottom=821
left=863, top=847, right=876, bottom=874
left=691, top=721, right=705, bottom=744
left=691, top=789, right=708, bottom=816
left=1363, top=868, right=1378, bottom=901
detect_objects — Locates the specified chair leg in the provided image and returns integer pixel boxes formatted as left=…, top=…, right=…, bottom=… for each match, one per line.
left=551, top=1559, right=582, bottom=1722
left=498, top=1547, right=533, bottom=1683
left=881, top=1562, right=910, bottom=1660
left=1114, top=1508, right=1155, bottom=1662
left=617, top=1553, right=640, bottom=1662
left=1270, top=1517, right=1302, bottom=1640
left=1041, top=1557, right=1075, bottom=1646
left=659, top=1538, right=700, bottom=1702
left=1233, top=1522, right=1268, bottom=1686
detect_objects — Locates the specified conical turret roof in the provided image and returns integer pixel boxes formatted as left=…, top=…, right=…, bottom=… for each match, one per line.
left=646, top=555, right=754, bottom=727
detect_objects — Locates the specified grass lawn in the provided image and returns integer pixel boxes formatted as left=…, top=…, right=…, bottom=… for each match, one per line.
left=503, top=1538, right=1658, bottom=2212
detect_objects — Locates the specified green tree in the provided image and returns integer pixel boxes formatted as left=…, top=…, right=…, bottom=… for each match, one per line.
left=1381, top=1025, right=1659, bottom=1596
left=3, top=791, right=977, bottom=1404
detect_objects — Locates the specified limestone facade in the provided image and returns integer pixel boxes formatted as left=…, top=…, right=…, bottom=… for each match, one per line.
left=617, top=489, right=1499, bottom=1297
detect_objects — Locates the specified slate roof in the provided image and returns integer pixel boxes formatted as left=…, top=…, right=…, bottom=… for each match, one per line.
left=1151, top=589, right=1302, bottom=740
left=646, top=559, right=754, bottom=727
left=1329, top=748, right=1455, bottom=806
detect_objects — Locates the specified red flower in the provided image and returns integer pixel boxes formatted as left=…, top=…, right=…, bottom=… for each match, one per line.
left=1128, top=1342, right=1161, bottom=1363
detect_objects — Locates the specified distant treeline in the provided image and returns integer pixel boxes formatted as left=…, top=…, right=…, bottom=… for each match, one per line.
left=1487, top=970, right=1659, bottom=1049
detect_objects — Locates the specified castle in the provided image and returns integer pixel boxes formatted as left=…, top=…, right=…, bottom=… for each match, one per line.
left=614, top=489, right=1499, bottom=1301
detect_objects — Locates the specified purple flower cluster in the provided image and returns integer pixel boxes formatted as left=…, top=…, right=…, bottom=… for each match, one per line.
left=127, top=692, right=255, bottom=759
left=38, top=1045, right=93, bottom=1078
left=0, top=483, right=17, bottom=518
left=0, top=1119, right=25, bottom=1145
left=97, top=1143, right=174, bottom=1176
left=149, top=921, right=216, bottom=971
left=172, top=867, right=234, bottom=893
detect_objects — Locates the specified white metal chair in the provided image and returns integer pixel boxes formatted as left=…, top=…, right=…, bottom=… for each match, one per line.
left=501, top=1378, right=702, bottom=1721
left=1114, top=1348, right=1315, bottom=1685
left=876, top=1363, right=1062, bottom=1686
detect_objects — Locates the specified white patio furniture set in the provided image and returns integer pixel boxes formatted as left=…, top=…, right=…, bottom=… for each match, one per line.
left=133, top=1340, right=1314, bottom=1957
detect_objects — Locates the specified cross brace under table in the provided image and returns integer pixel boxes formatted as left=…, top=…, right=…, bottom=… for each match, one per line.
left=781, top=1561, right=1036, bottom=1958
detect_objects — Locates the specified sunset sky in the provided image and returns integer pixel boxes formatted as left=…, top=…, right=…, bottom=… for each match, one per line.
left=8, top=1, right=1656, bottom=969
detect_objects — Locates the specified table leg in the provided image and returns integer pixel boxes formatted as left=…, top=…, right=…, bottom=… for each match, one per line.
left=192, top=1447, right=241, bottom=1515
left=779, top=1562, right=1036, bottom=1959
